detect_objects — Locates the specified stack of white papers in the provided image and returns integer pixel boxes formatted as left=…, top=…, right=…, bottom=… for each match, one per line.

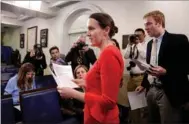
left=49, top=63, right=79, bottom=88
left=127, top=91, right=147, bottom=110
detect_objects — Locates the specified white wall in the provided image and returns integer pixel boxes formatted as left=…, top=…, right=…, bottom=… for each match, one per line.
left=69, top=14, right=89, bottom=34
left=3, top=28, right=21, bottom=50
left=3, top=1, right=189, bottom=74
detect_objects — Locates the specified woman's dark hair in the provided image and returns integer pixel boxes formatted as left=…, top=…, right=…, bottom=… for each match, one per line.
left=111, top=39, right=120, bottom=50
left=74, top=65, right=88, bottom=79
left=17, top=63, right=35, bottom=90
left=89, top=13, right=118, bottom=38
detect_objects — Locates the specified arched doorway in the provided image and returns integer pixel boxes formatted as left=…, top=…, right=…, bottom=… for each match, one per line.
left=61, top=2, right=103, bottom=57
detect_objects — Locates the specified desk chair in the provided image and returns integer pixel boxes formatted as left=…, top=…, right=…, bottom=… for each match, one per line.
left=20, top=88, right=63, bottom=124
left=1, top=81, right=8, bottom=95
left=1, top=94, right=15, bottom=124
left=35, top=75, right=57, bottom=89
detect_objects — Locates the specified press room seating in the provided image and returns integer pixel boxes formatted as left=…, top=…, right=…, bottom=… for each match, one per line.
left=20, top=88, right=63, bottom=124
left=1, top=94, right=15, bottom=124
left=35, top=75, right=57, bottom=89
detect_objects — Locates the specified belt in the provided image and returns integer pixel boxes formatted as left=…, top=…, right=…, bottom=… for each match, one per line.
left=130, top=73, right=144, bottom=77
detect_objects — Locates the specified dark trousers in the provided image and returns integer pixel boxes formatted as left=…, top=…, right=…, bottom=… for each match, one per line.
left=118, top=104, right=129, bottom=123
left=14, top=108, right=22, bottom=123
left=146, top=86, right=181, bottom=124
left=181, top=107, right=189, bottom=123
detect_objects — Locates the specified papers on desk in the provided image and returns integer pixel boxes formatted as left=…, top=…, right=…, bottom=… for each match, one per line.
left=50, top=63, right=79, bottom=88
left=127, top=91, right=147, bottom=110
left=14, top=105, right=20, bottom=111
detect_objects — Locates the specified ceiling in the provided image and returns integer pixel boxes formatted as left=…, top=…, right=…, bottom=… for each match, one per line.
left=1, top=0, right=80, bottom=30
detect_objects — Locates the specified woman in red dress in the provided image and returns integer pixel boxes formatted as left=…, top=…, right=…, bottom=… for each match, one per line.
left=58, top=12, right=124, bottom=124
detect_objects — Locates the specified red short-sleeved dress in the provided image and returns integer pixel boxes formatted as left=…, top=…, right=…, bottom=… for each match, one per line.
left=84, top=45, right=124, bottom=124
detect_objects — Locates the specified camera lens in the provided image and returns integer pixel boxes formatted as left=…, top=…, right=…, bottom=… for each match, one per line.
left=127, top=66, right=131, bottom=71
left=130, top=61, right=136, bottom=67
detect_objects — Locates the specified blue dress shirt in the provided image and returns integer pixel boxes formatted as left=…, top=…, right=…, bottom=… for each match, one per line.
left=4, top=74, right=36, bottom=105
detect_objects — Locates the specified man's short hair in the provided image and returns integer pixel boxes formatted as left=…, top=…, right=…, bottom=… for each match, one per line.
left=143, top=10, right=165, bottom=28
left=135, top=28, right=145, bottom=34
left=49, top=46, right=59, bottom=54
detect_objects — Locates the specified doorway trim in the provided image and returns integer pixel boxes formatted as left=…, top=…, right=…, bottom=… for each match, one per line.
left=61, top=2, right=103, bottom=54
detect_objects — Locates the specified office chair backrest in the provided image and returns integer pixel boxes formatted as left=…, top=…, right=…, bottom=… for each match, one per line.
left=1, top=81, right=8, bottom=95
left=1, top=94, right=15, bottom=124
left=20, top=88, right=63, bottom=124
left=35, top=75, right=57, bottom=89
left=1, top=73, right=15, bottom=81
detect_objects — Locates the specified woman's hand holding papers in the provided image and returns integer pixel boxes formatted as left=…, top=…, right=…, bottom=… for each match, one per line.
left=57, top=86, right=85, bottom=102
left=57, top=87, right=75, bottom=99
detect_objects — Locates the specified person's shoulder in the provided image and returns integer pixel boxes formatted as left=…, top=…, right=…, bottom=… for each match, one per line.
left=87, top=48, right=94, bottom=52
left=100, top=45, right=124, bottom=67
left=103, top=45, right=117, bottom=53
left=164, top=32, right=189, bottom=50
left=10, top=74, right=17, bottom=80
left=147, top=39, right=153, bottom=46
left=7, top=74, right=18, bottom=84
left=167, top=32, right=187, bottom=39
left=101, top=45, right=122, bottom=59
left=167, top=32, right=188, bottom=43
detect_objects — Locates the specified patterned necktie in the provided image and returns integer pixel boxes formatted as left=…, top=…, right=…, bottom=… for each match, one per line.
left=148, top=39, right=158, bottom=84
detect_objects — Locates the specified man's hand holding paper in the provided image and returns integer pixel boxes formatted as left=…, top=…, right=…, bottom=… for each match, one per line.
left=147, top=66, right=166, bottom=77
left=132, top=59, right=166, bottom=77
left=132, top=59, right=151, bottom=71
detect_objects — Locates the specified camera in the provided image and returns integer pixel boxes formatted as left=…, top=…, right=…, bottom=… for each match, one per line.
left=34, top=44, right=43, bottom=58
left=75, top=42, right=88, bottom=50
left=127, top=61, right=136, bottom=71
left=129, top=34, right=139, bottom=44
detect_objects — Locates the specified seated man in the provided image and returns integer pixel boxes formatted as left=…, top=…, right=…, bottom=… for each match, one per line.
left=49, top=46, right=67, bottom=70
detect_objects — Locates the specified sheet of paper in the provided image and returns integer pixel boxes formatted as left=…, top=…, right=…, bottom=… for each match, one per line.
left=52, top=63, right=79, bottom=88
left=132, top=59, right=152, bottom=71
left=127, top=91, right=147, bottom=110
left=14, top=105, right=20, bottom=111
left=48, top=67, right=60, bottom=84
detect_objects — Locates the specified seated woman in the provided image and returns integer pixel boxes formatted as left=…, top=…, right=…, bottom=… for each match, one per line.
left=4, top=62, right=36, bottom=105
left=63, top=65, right=89, bottom=108
left=60, top=65, right=88, bottom=123
left=73, top=65, right=88, bottom=123
left=73, top=65, right=88, bottom=108
left=4, top=62, right=36, bottom=122
left=74, top=65, right=88, bottom=86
